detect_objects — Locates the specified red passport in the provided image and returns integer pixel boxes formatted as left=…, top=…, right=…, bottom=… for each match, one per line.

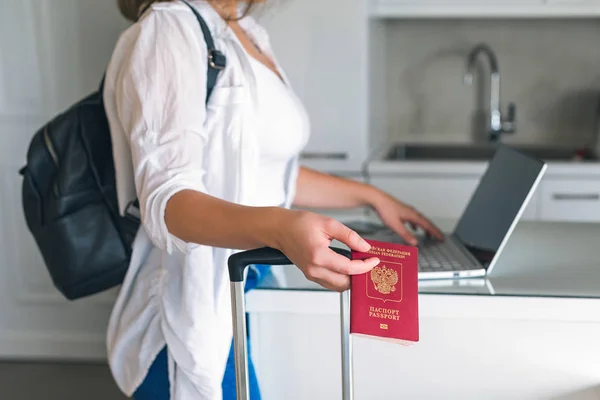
left=350, top=239, right=419, bottom=345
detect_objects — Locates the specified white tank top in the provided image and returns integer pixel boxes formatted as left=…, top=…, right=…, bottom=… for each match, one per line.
left=247, top=56, right=310, bottom=207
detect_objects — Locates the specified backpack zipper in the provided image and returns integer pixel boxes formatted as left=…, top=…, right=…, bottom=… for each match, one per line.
left=43, top=126, right=60, bottom=196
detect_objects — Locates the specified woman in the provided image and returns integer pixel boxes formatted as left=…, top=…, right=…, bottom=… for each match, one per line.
left=105, top=0, right=443, bottom=399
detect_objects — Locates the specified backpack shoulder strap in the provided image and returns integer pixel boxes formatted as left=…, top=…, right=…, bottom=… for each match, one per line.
left=180, top=0, right=227, bottom=102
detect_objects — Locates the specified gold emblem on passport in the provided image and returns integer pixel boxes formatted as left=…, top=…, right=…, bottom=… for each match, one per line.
left=371, top=265, right=398, bottom=294
left=367, top=262, right=403, bottom=303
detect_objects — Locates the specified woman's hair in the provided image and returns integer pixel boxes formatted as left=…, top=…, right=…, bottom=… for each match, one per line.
left=117, top=0, right=257, bottom=22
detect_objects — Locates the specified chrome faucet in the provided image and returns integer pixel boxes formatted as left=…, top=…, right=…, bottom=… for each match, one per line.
left=464, top=43, right=516, bottom=142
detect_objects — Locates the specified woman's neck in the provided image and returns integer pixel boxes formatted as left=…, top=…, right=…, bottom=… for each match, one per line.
left=208, top=0, right=240, bottom=20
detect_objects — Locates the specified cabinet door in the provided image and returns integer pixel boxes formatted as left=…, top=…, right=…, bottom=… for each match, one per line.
left=0, top=0, right=128, bottom=360
left=369, top=175, right=539, bottom=221
left=545, top=0, right=600, bottom=3
left=374, top=0, right=536, bottom=3
left=544, top=0, right=600, bottom=12
left=369, top=0, right=600, bottom=17
left=369, top=175, right=480, bottom=219
left=539, top=178, right=600, bottom=222
left=370, top=0, right=543, bottom=18
left=260, top=0, right=369, bottom=173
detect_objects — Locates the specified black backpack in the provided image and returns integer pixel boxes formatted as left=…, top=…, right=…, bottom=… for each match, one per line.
left=19, top=0, right=226, bottom=300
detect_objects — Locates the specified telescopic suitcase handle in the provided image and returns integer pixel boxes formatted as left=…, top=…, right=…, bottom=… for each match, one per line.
left=227, top=246, right=353, bottom=400
left=228, top=246, right=351, bottom=282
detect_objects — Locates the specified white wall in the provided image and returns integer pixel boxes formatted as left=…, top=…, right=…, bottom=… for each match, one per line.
left=0, top=0, right=128, bottom=360
left=378, top=18, right=600, bottom=146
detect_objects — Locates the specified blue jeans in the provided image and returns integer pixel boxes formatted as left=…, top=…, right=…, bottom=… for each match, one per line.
left=133, top=265, right=270, bottom=400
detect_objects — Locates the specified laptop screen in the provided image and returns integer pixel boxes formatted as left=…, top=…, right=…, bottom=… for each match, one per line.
left=454, top=145, right=546, bottom=263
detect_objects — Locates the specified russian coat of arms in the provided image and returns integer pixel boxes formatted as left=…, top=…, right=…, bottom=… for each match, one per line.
left=370, top=265, right=398, bottom=295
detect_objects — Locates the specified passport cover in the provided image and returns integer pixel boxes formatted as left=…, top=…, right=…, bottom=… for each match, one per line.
left=350, top=239, right=419, bottom=345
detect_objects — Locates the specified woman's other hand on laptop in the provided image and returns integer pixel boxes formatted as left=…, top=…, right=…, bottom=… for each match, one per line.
left=368, top=189, right=444, bottom=246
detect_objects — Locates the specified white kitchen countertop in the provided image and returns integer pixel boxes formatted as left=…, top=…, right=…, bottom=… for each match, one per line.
left=364, top=139, right=600, bottom=176
left=247, top=214, right=600, bottom=317
left=244, top=215, right=600, bottom=400
left=367, top=158, right=600, bottom=176
left=247, top=258, right=600, bottom=323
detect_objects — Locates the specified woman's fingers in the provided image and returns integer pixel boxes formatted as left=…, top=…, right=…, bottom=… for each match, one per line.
left=307, top=267, right=351, bottom=292
left=408, top=212, right=444, bottom=241
left=325, top=219, right=371, bottom=252
left=318, top=249, right=379, bottom=276
left=386, top=219, right=419, bottom=246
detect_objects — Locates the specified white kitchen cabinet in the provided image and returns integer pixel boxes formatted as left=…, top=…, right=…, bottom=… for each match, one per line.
left=546, top=0, right=600, bottom=4
left=259, top=0, right=370, bottom=173
left=369, top=173, right=539, bottom=221
left=539, top=178, right=600, bottom=222
left=367, top=162, right=600, bottom=223
left=370, top=0, right=600, bottom=18
left=369, top=175, right=481, bottom=220
left=247, top=289, right=600, bottom=400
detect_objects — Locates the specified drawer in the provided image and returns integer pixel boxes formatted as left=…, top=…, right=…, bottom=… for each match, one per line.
left=370, top=175, right=540, bottom=222
left=369, top=175, right=480, bottom=219
left=539, top=178, right=600, bottom=222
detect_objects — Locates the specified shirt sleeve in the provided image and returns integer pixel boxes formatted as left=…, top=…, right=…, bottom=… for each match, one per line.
left=113, top=9, right=210, bottom=254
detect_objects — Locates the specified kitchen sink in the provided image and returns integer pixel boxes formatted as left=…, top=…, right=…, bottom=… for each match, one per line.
left=384, top=143, right=598, bottom=162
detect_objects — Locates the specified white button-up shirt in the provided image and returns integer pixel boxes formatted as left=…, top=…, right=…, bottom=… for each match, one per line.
left=102, top=1, right=297, bottom=398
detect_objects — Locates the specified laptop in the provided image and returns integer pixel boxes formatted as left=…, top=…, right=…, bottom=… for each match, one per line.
left=362, top=145, right=547, bottom=280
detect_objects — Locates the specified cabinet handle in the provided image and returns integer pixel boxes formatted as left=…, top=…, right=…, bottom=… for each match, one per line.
left=300, top=152, right=348, bottom=160
left=552, top=193, right=600, bottom=201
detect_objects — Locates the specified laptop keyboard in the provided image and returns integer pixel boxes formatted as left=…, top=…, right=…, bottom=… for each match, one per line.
left=365, top=229, right=481, bottom=272
left=417, top=236, right=481, bottom=271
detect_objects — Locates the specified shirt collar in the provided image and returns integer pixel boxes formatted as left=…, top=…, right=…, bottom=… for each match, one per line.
left=187, top=1, right=263, bottom=41
left=187, top=1, right=291, bottom=86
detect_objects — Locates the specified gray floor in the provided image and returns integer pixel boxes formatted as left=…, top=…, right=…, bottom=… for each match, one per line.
left=0, top=361, right=128, bottom=400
